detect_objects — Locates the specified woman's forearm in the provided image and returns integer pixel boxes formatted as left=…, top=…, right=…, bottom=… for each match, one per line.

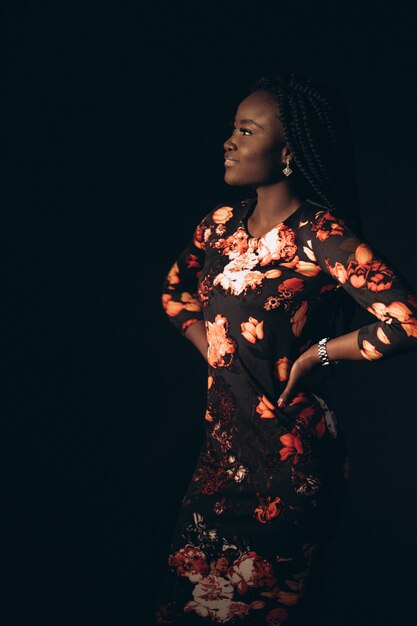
left=185, top=324, right=364, bottom=367
left=184, top=320, right=209, bottom=361
left=304, top=329, right=364, bottom=365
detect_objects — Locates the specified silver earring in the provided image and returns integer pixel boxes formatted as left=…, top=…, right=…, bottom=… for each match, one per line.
left=283, top=156, right=293, bottom=177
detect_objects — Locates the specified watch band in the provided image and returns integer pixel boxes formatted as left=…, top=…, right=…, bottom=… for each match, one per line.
left=317, top=336, right=339, bottom=366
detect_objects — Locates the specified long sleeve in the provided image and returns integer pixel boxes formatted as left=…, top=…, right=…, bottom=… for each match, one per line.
left=161, top=208, right=215, bottom=336
left=306, top=206, right=417, bottom=361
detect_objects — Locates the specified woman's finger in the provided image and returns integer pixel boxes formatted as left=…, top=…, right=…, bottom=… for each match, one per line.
left=277, top=384, right=295, bottom=408
left=277, top=354, right=313, bottom=407
left=277, top=367, right=298, bottom=407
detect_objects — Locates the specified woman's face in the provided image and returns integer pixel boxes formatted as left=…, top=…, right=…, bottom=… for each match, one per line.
left=223, top=90, right=289, bottom=187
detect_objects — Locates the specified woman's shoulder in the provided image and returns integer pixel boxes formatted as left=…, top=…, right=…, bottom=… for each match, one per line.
left=190, top=198, right=246, bottom=250
left=303, top=198, right=335, bottom=219
left=299, top=198, right=352, bottom=232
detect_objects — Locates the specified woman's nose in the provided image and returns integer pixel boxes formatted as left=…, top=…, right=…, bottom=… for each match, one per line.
left=223, top=135, right=236, bottom=151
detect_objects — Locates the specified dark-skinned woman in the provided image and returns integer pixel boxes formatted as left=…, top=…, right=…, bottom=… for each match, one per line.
left=156, top=72, right=417, bottom=625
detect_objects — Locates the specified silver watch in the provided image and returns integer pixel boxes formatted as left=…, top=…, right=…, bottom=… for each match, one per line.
left=317, top=337, right=339, bottom=366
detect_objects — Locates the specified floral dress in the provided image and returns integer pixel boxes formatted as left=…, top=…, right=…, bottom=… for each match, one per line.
left=156, top=196, right=417, bottom=625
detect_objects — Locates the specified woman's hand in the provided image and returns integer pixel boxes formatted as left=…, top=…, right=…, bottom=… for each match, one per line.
left=277, top=345, right=321, bottom=408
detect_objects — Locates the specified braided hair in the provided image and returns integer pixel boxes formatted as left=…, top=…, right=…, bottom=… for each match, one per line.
left=249, top=71, right=363, bottom=333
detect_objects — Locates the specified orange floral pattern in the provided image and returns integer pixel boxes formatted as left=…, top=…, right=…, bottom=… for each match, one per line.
left=306, top=207, right=417, bottom=360
left=254, top=495, right=283, bottom=524
left=255, top=394, right=276, bottom=419
left=290, top=301, right=308, bottom=337
left=206, top=314, right=237, bottom=368
left=212, top=205, right=234, bottom=224
left=275, top=356, right=293, bottom=382
left=241, top=316, right=264, bottom=343
left=157, top=196, right=417, bottom=623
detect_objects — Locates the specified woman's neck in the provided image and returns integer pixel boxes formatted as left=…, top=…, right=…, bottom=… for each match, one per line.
left=252, top=183, right=304, bottom=226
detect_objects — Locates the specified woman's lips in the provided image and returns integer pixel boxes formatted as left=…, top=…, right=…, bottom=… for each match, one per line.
left=225, top=158, right=239, bottom=167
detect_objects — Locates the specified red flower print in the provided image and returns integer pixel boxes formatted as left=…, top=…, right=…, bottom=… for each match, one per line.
left=325, top=240, right=396, bottom=293
left=204, top=409, right=214, bottom=422
left=183, top=575, right=236, bottom=620
left=193, top=223, right=206, bottom=250
left=254, top=495, right=283, bottom=524
left=184, top=571, right=254, bottom=622
left=228, top=551, right=277, bottom=594
left=241, top=316, right=264, bottom=343
left=206, top=314, right=237, bottom=368
left=311, top=210, right=346, bottom=242
left=288, top=391, right=310, bottom=406
left=257, top=224, right=298, bottom=266
left=360, top=339, right=384, bottom=361
left=367, top=301, right=417, bottom=339
left=351, top=252, right=395, bottom=291
left=214, top=228, right=249, bottom=257
left=295, top=258, right=322, bottom=277
left=213, top=243, right=265, bottom=296
left=274, top=279, right=305, bottom=313
left=275, top=356, right=293, bottom=382
left=266, top=606, right=289, bottom=625
left=250, top=600, right=266, bottom=610
left=165, top=260, right=180, bottom=287
left=185, top=252, right=202, bottom=271
left=212, top=206, right=234, bottom=224
left=315, top=414, right=327, bottom=439
left=290, top=301, right=308, bottom=336
left=295, top=239, right=321, bottom=277
left=264, top=269, right=282, bottom=279
left=279, top=432, right=304, bottom=462
left=264, top=295, right=281, bottom=311
left=194, top=462, right=231, bottom=495
left=256, top=394, right=276, bottom=419
left=212, top=556, right=229, bottom=575
left=325, top=259, right=348, bottom=284
left=296, top=404, right=316, bottom=429
left=278, top=278, right=304, bottom=294
left=276, top=589, right=303, bottom=606
left=197, top=274, right=213, bottom=306
left=213, top=498, right=226, bottom=515
left=376, top=327, right=391, bottom=344
left=168, top=544, right=210, bottom=582
left=161, top=292, right=201, bottom=317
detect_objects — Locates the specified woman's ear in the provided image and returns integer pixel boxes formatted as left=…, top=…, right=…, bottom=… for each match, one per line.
left=280, top=145, right=292, bottom=164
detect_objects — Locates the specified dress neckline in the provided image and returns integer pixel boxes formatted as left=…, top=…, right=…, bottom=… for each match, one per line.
left=239, top=196, right=310, bottom=240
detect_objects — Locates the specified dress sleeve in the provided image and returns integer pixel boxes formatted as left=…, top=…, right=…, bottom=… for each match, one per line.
left=306, top=206, right=417, bottom=361
left=161, top=209, right=213, bottom=336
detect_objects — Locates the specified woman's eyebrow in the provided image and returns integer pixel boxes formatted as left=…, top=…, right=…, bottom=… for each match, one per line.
left=234, top=117, right=264, bottom=130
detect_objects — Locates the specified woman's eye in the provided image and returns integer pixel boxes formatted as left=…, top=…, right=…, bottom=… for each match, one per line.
left=228, top=122, right=252, bottom=136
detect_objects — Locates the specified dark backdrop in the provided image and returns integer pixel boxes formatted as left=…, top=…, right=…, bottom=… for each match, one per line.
left=3, top=2, right=417, bottom=625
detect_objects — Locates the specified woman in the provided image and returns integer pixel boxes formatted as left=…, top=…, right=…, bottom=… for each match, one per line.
left=156, top=72, right=417, bottom=625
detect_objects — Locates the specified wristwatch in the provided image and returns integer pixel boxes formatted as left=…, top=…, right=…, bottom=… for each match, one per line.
left=317, top=337, right=339, bottom=366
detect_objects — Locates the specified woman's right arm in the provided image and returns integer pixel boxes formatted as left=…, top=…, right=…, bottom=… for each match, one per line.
left=161, top=211, right=213, bottom=361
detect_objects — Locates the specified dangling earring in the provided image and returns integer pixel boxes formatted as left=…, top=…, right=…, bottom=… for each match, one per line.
left=283, top=156, right=293, bottom=177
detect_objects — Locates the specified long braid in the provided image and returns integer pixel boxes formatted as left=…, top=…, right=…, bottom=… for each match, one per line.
left=250, top=72, right=361, bottom=232
left=249, top=71, right=363, bottom=333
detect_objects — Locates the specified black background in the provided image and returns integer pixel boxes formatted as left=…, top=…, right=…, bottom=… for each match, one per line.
left=3, top=2, right=417, bottom=625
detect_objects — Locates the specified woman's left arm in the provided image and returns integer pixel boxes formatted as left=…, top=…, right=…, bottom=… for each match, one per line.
left=278, top=206, right=417, bottom=406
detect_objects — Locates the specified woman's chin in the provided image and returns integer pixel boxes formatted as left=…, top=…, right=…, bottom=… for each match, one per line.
left=224, top=173, right=248, bottom=187
left=224, top=180, right=246, bottom=187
